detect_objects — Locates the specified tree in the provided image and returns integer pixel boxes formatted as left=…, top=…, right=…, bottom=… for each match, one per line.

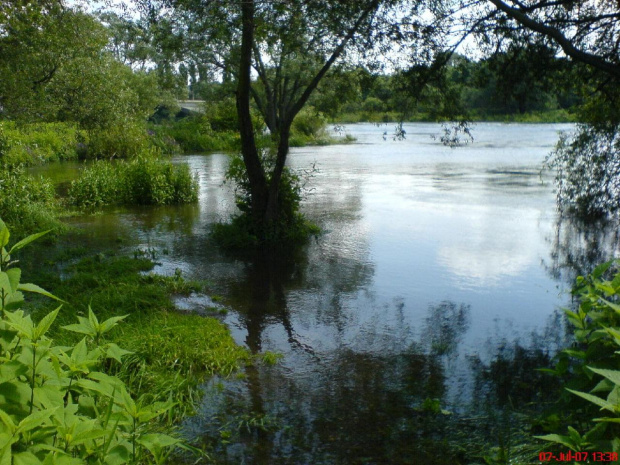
left=149, top=0, right=436, bottom=242
left=483, top=0, right=620, bottom=80
left=451, top=0, right=620, bottom=217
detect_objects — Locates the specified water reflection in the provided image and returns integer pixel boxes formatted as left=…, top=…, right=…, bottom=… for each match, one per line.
left=187, top=298, right=476, bottom=464
left=545, top=214, right=620, bottom=285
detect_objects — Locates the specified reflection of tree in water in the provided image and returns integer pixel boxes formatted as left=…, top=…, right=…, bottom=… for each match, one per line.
left=545, top=214, right=620, bottom=285
left=191, top=300, right=480, bottom=464
left=469, top=308, right=568, bottom=413
left=422, top=301, right=470, bottom=357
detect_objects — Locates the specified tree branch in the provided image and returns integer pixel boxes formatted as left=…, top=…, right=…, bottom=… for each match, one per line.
left=487, top=0, right=620, bottom=78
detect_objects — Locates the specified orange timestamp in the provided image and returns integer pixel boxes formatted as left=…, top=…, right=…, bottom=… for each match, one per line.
left=539, top=451, right=618, bottom=462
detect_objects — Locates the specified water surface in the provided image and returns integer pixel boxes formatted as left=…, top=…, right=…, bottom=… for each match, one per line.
left=35, top=122, right=620, bottom=463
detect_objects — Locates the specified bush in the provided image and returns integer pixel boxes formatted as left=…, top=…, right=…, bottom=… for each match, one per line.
left=213, top=151, right=320, bottom=248
left=68, top=156, right=199, bottom=208
left=0, top=166, right=64, bottom=237
left=85, top=121, right=152, bottom=160
left=150, top=117, right=241, bottom=153
left=0, top=121, right=81, bottom=166
left=537, top=261, right=620, bottom=454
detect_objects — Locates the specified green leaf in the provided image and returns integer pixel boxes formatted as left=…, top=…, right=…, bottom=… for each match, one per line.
left=16, top=408, right=58, bottom=434
left=8, top=230, right=51, bottom=255
left=592, top=261, right=613, bottom=279
left=13, top=451, right=43, bottom=465
left=0, top=221, right=9, bottom=249
left=103, top=444, right=130, bottom=465
left=136, top=433, right=179, bottom=457
left=87, top=306, right=99, bottom=330
left=0, top=443, right=11, bottom=465
left=5, top=269, right=20, bottom=293
left=5, top=310, right=35, bottom=340
left=567, top=388, right=617, bottom=412
left=0, top=410, right=16, bottom=434
left=99, top=315, right=128, bottom=335
left=535, top=433, right=577, bottom=450
left=600, top=298, right=620, bottom=314
left=105, top=343, right=132, bottom=364
left=589, top=367, right=620, bottom=386
left=34, top=306, right=61, bottom=341
left=0, top=272, right=11, bottom=298
left=0, top=360, right=28, bottom=384
left=17, top=283, right=64, bottom=303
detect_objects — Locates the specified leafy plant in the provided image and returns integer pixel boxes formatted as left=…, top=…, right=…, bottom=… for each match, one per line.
left=0, top=219, right=184, bottom=464
left=537, top=261, right=620, bottom=453
left=68, top=155, right=198, bottom=208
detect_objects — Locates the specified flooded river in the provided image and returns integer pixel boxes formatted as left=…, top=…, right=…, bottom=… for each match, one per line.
left=33, top=123, right=620, bottom=463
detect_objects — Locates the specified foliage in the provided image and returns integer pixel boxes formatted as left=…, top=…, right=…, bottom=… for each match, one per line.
left=545, top=125, right=620, bottom=219
left=0, top=219, right=183, bottom=464
left=84, top=122, right=153, bottom=161
left=25, top=248, right=250, bottom=425
left=537, top=262, right=620, bottom=454
left=68, top=156, right=198, bottom=208
left=213, top=151, right=320, bottom=248
left=150, top=117, right=241, bottom=154
left=289, top=107, right=336, bottom=146
left=0, top=167, right=63, bottom=238
left=0, top=122, right=81, bottom=167
left=0, top=4, right=161, bottom=128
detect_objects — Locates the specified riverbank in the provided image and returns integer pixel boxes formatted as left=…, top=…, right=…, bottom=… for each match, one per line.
left=331, top=108, right=578, bottom=124
left=15, top=227, right=255, bottom=460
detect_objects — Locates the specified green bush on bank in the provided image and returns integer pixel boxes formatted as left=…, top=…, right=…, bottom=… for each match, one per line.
left=537, top=261, right=620, bottom=454
left=68, top=156, right=199, bottom=208
left=0, top=121, right=81, bottom=166
left=0, top=167, right=65, bottom=237
left=149, top=117, right=241, bottom=153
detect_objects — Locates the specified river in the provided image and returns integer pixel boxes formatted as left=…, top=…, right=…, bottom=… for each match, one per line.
left=33, top=122, right=620, bottom=463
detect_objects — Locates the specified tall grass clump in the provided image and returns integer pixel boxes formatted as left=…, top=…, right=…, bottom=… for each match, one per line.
left=69, top=155, right=199, bottom=208
left=0, top=166, right=64, bottom=236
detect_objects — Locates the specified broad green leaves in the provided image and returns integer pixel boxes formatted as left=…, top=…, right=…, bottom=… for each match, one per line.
left=540, top=261, right=620, bottom=453
left=0, top=221, right=182, bottom=463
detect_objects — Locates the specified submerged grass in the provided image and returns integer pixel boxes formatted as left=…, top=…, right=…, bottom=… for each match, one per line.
left=27, top=251, right=250, bottom=425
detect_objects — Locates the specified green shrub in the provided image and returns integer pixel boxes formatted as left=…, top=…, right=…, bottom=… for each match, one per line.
left=85, top=121, right=152, bottom=160
left=68, top=156, right=199, bottom=208
left=538, top=262, right=620, bottom=454
left=0, top=121, right=81, bottom=166
left=150, top=117, right=241, bottom=153
left=0, top=166, right=64, bottom=237
left=212, top=151, right=320, bottom=248
left=291, top=107, right=328, bottom=139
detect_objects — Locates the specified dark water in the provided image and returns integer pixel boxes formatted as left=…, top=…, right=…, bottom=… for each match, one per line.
left=33, top=123, right=620, bottom=463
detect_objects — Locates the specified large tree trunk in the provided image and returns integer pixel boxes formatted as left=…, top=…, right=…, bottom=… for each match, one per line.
left=236, top=0, right=268, bottom=223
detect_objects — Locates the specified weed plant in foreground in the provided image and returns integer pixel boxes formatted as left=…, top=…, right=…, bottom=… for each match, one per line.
left=0, top=219, right=195, bottom=463
left=1, top=219, right=254, bottom=462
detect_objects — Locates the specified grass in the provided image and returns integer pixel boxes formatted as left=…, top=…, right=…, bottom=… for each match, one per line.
left=26, top=250, right=250, bottom=424
left=68, top=155, right=199, bottom=208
